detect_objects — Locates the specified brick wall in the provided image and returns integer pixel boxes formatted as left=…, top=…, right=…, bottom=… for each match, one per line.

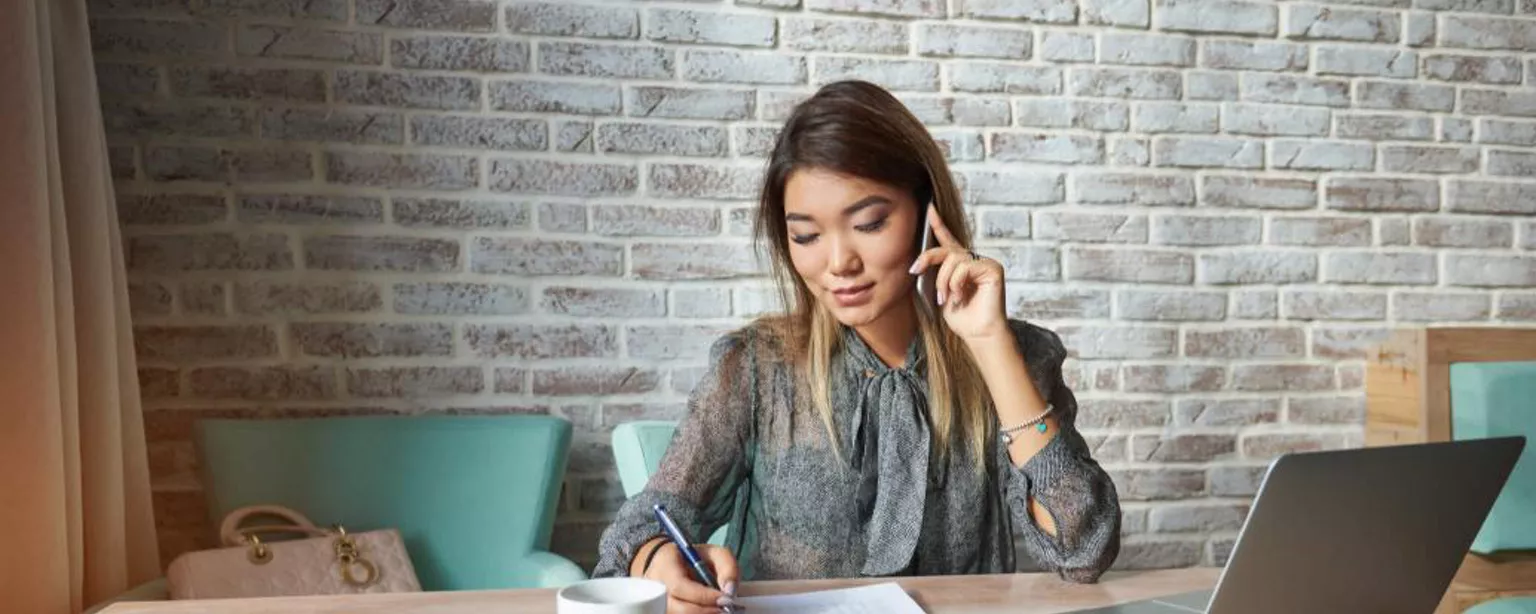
left=90, top=0, right=1536, bottom=572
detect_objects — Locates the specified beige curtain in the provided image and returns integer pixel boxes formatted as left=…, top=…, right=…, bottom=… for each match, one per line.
left=0, top=0, right=160, bottom=611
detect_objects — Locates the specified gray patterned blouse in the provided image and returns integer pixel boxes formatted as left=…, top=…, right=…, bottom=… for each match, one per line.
left=593, top=318, right=1121, bottom=582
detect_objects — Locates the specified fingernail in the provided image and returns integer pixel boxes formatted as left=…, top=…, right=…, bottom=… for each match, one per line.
left=908, top=261, right=920, bottom=274
left=725, top=581, right=737, bottom=596
left=717, top=595, right=737, bottom=607
left=937, top=291, right=945, bottom=306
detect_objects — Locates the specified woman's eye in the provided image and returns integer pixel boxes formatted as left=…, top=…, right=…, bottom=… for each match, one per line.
left=854, top=217, right=888, bottom=233
left=791, top=234, right=819, bottom=245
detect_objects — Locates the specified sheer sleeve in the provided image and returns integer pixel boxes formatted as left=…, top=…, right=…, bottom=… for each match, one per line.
left=999, top=320, right=1122, bottom=583
left=592, top=329, right=757, bottom=578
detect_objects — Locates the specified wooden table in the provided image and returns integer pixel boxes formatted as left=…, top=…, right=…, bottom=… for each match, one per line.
left=100, top=568, right=1220, bottom=614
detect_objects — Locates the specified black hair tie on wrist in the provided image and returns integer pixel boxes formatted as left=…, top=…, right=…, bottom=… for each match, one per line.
left=640, top=540, right=672, bottom=577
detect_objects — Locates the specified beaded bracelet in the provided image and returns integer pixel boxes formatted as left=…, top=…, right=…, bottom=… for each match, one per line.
left=1000, top=404, right=1054, bottom=444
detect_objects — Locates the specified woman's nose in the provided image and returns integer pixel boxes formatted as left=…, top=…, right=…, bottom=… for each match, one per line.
left=828, top=237, right=860, bottom=276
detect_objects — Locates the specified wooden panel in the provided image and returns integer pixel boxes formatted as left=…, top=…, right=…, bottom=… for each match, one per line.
left=1366, top=329, right=1427, bottom=446
left=1369, top=327, right=1536, bottom=612
left=1427, top=328, right=1536, bottom=364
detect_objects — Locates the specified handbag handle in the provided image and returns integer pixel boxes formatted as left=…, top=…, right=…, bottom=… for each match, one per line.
left=218, top=505, right=324, bottom=547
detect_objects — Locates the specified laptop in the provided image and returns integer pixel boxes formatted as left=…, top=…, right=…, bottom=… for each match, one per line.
left=1076, top=436, right=1527, bottom=614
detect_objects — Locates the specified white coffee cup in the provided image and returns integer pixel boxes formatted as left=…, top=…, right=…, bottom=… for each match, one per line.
left=556, top=577, right=668, bottom=614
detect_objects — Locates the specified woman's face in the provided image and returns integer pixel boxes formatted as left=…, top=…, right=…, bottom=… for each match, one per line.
left=782, top=168, right=923, bottom=329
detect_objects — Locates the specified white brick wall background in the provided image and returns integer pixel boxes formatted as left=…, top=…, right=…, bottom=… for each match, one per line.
left=91, top=0, right=1536, bottom=571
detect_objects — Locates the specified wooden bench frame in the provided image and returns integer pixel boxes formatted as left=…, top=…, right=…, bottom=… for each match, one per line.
left=1366, top=327, right=1536, bottom=613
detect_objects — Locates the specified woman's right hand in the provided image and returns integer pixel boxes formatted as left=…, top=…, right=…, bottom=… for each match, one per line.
left=640, top=540, right=742, bottom=614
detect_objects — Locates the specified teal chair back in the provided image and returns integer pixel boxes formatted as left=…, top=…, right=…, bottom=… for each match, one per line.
left=196, top=415, right=586, bottom=590
left=611, top=421, right=727, bottom=546
left=1451, top=361, right=1536, bottom=554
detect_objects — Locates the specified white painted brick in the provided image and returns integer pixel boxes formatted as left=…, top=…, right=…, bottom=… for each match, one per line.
left=491, top=79, right=620, bottom=115
left=1070, top=67, right=1182, bottom=100
left=1222, top=103, right=1330, bottom=137
left=682, top=50, right=806, bottom=85
left=1201, top=41, right=1307, bottom=72
left=959, top=170, right=1065, bottom=205
left=1283, top=290, right=1388, bottom=320
left=1336, top=113, right=1434, bottom=141
left=1199, top=252, right=1317, bottom=284
left=1444, top=255, right=1536, bottom=287
left=1040, top=32, right=1095, bottom=63
left=1315, top=46, right=1416, bottom=78
left=625, top=86, right=753, bottom=120
left=813, top=57, right=940, bottom=91
left=950, top=62, right=1062, bottom=95
left=979, top=208, right=1032, bottom=239
left=1447, top=180, right=1536, bottom=215
left=1233, top=290, right=1278, bottom=319
left=1442, top=118, right=1475, bottom=143
left=1356, top=81, right=1455, bottom=112
left=1423, top=54, right=1523, bottom=84
left=1286, top=5, right=1401, bottom=42
left=1109, top=137, right=1151, bottom=166
left=1393, top=292, right=1492, bottom=322
left=1382, top=145, right=1479, bottom=174
left=1067, top=248, right=1194, bottom=284
left=1014, top=100, right=1129, bottom=131
left=1155, top=0, right=1277, bottom=36
left=1186, top=71, right=1239, bottom=101
left=1463, top=89, right=1536, bottom=118
left=596, top=122, right=727, bottom=157
left=1441, top=14, right=1536, bottom=51
left=1408, top=12, right=1436, bottom=47
left=538, top=42, right=673, bottom=79
left=1378, top=217, right=1412, bottom=246
left=992, top=246, right=1062, bottom=281
left=916, top=23, right=1030, bottom=59
left=505, top=2, right=638, bottom=39
left=806, top=0, right=944, bottom=18
left=1326, top=177, right=1441, bottom=212
left=1101, top=33, right=1196, bottom=67
left=1151, top=214, right=1261, bottom=246
left=1241, top=74, right=1350, bottom=107
left=781, top=17, right=907, bottom=54
left=1271, top=140, right=1375, bottom=171
left=1418, top=0, right=1513, bottom=15
left=1203, top=176, right=1317, bottom=210
left=1479, top=119, right=1536, bottom=146
left=672, top=288, right=732, bottom=318
left=1117, top=290, right=1226, bottom=321
left=1323, top=251, right=1437, bottom=285
left=646, top=8, right=776, bottom=47
left=1271, top=217, right=1373, bottom=246
left=1007, top=287, right=1112, bottom=319
left=1035, top=211, right=1148, bottom=243
left=1085, top=0, right=1150, bottom=27
left=1153, top=137, right=1263, bottom=169
left=1489, top=150, right=1536, bottom=177
left=1076, top=172, right=1196, bottom=206
left=956, top=0, right=1078, bottom=24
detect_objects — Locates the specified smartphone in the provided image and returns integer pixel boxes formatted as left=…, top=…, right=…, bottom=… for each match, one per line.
left=915, top=201, right=939, bottom=309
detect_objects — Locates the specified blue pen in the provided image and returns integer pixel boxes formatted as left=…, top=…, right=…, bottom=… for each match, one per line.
left=653, top=504, right=738, bottom=613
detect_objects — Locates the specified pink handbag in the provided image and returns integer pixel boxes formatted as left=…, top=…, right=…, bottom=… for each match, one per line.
left=165, top=505, right=422, bottom=600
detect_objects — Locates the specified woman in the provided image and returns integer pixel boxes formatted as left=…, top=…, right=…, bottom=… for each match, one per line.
left=593, top=80, right=1121, bottom=612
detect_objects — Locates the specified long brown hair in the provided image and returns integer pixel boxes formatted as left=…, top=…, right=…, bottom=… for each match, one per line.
left=752, top=80, right=992, bottom=469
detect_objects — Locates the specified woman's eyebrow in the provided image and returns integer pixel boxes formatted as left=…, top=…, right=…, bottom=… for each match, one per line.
left=784, top=195, right=891, bottom=222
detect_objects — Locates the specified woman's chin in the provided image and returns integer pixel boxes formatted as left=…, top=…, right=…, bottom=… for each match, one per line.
left=825, top=300, right=896, bottom=328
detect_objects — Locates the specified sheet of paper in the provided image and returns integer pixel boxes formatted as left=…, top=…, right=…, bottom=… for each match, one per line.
left=735, top=582, right=926, bottom=614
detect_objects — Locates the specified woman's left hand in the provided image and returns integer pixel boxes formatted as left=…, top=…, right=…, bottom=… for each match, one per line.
left=908, top=207, right=1009, bottom=343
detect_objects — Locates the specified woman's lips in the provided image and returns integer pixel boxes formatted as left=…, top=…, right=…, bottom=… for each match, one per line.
left=830, top=282, right=875, bottom=307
